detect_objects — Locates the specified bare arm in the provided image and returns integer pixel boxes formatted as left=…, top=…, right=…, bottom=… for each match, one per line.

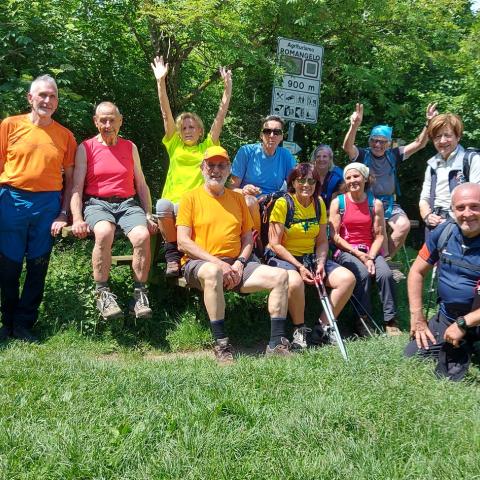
left=50, top=166, right=74, bottom=236
left=314, top=223, right=329, bottom=279
left=70, top=144, right=89, bottom=238
left=368, top=199, right=385, bottom=259
left=151, top=56, right=176, bottom=140
left=177, top=225, right=240, bottom=289
left=209, top=67, right=232, bottom=143
left=133, top=144, right=152, bottom=214
left=342, top=103, right=362, bottom=160
left=133, top=144, right=157, bottom=234
left=407, top=256, right=436, bottom=349
left=403, top=103, right=438, bottom=159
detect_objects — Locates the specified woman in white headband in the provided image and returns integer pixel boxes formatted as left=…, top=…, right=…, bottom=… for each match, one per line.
left=329, top=163, right=401, bottom=337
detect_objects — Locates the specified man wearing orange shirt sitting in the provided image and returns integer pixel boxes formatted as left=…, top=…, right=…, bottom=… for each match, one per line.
left=0, top=75, right=76, bottom=342
left=176, top=146, right=290, bottom=363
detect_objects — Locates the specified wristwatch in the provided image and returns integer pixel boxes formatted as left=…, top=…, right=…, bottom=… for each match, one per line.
left=60, top=209, right=69, bottom=216
left=455, top=316, right=468, bottom=332
left=237, top=256, right=248, bottom=267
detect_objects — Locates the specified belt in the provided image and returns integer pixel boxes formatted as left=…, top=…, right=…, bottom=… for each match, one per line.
left=85, top=195, right=133, bottom=203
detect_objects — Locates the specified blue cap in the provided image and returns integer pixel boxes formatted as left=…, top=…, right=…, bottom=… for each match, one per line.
left=370, top=125, right=393, bottom=141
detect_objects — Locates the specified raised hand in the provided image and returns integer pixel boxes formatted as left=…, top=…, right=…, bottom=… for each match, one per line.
left=151, top=56, right=169, bottom=81
left=350, top=103, right=363, bottom=127
left=219, top=67, right=232, bottom=91
left=426, top=102, right=439, bottom=121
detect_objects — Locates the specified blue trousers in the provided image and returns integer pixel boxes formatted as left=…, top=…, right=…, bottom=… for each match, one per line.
left=0, top=187, right=60, bottom=330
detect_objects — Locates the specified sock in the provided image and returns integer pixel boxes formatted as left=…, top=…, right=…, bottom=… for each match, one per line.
left=294, top=323, right=305, bottom=330
left=95, top=281, right=109, bottom=291
left=210, top=319, right=226, bottom=341
left=269, top=317, right=287, bottom=348
left=134, top=281, right=146, bottom=290
left=164, top=242, right=182, bottom=262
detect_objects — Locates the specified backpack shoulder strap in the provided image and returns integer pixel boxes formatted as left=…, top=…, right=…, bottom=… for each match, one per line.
left=313, top=195, right=324, bottom=223
left=462, top=148, right=479, bottom=182
left=437, top=221, right=456, bottom=253
left=284, top=193, right=296, bottom=229
left=367, top=190, right=375, bottom=221
left=338, top=193, right=346, bottom=217
left=385, top=149, right=401, bottom=197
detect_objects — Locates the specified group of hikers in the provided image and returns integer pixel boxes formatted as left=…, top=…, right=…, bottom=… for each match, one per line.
left=1, top=60, right=480, bottom=381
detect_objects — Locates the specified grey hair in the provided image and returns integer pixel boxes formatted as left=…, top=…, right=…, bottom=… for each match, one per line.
left=29, top=74, right=58, bottom=94
left=451, top=182, right=480, bottom=207
left=95, top=101, right=121, bottom=116
left=310, top=144, right=334, bottom=171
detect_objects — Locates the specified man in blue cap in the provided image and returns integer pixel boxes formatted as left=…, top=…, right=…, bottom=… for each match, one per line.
left=343, top=103, right=438, bottom=270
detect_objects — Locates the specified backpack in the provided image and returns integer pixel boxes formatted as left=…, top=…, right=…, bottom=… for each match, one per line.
left=437, top=220, right=480, bottom=273
left=429, top=147, right=480, bottom=209
left=363, top=148, right=401, bottom=197
left=260, top=192, right=324, bottom=250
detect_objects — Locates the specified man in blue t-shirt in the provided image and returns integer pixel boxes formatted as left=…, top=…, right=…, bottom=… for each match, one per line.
left=229, top=115, right=296, bottom=235
left=405, top=183, right=480, bottom=381
left=342, top=103, right=438, bottom=261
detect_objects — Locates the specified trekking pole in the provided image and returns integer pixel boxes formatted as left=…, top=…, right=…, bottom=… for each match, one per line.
left=312, top=272, right=349, bottom=362
left=349, top=293, right=383, bottom=334
left=402, top=244, right=412, bottom=270
left=425, top=265, right=437, bottom=319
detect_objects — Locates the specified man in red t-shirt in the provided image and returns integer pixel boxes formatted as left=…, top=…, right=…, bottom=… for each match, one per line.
left=71, top=102, right=156, bottom=321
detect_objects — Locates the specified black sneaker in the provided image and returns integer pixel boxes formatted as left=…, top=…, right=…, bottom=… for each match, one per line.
left=0, top=325, right=12, bottom=341
left=213, top=338, right=235, bottom=364
left=292, top=326, right=312, bottom=350
left=165, top=261, right=180, bottom=278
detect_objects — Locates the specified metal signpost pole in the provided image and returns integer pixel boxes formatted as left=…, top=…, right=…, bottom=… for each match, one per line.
left=287, top=122, right=295, bottom=142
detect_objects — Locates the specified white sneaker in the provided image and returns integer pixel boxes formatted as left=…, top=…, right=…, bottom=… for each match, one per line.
left=292, top=326, right=312, bottom=350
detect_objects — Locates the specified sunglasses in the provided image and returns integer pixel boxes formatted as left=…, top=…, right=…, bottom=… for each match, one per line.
left=262, top=128, right=283, bottom=136
left=296, top=177, right=316, bottom=185
left=205, top=162, right=230, bottom=171
left=370, top=138, right=389, bottom=146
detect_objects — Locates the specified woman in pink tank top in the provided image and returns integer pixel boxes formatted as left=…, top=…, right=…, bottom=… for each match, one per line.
left=330, top=163, right=401, bottom=337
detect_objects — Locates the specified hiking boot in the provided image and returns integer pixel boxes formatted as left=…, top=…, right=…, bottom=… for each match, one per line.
left=12, top=326, right=39, bottom=343
left=165, top=261, right=180, bottom=278
left=292, top=326, right=312, bottom=350
left=265, top=337, right=292, bottom=357
left=96, top=288, right=123, bottom=321
left=0, top=325, right=12, bottom=341
left=354, top=316, right=372, bottom=337
left=385, top=319, right=402, bottom=337
left=213, top=337, right=234, bottom=364
left=130, top=288, right=152, bottom=319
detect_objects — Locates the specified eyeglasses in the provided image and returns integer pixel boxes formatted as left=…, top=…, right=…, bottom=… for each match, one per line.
left=262, top=128, right=283, bottom=136
left=205, top=162, right=230, bottom=171
left=370, top=138, right=389, bottom=146
left=296, top=177, right=316, bottom=185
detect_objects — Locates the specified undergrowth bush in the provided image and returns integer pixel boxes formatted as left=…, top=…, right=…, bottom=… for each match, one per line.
left=39, top=238, right=420, bottom=351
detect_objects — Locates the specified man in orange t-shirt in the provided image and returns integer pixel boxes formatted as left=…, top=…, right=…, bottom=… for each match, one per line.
left=176, top=146, right=290, bottom=363
left=0, top=75, right=76, bottom=342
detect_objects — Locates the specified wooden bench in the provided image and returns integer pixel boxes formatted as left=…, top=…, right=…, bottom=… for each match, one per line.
left=61, top=225, right=134, bottom=267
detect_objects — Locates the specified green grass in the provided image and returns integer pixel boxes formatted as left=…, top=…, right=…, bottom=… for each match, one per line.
left=0, top=331, right=479, bottom=479
left=3, top=243, right=478, bottom=478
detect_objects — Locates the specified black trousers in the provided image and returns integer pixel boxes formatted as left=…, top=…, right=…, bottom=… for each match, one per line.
left=404, top=311, right=480, bottom=381
left=0, top=253, right=50, bottom=330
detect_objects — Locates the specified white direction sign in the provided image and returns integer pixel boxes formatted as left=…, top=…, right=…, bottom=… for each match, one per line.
left=270, top=38, right=323, bottom=124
